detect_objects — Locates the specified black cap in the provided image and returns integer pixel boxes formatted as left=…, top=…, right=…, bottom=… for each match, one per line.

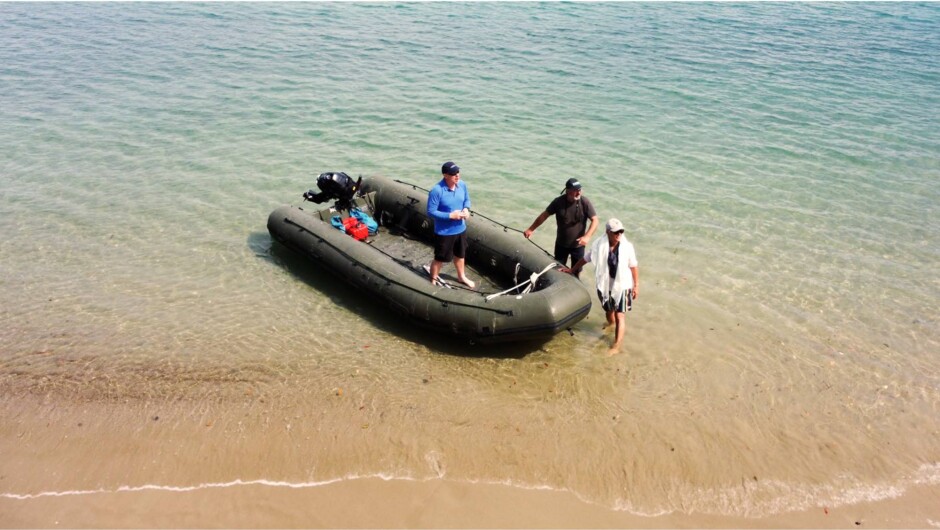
left=564, top=178, right=582, bottom=191
left=442, top=161, right=460, bottom=175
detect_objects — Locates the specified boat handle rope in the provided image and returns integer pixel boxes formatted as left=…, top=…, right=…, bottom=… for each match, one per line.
left=393, top=179, right=556, bottom=261
left=282, top=217, right=514, bottom=316
left=485, top=262, right=558, bottom=301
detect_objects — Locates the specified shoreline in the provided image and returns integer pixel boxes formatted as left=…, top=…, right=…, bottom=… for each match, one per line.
left=2, top=476, right=939, bottom=528
left=2, top=394, right=938, bottom=528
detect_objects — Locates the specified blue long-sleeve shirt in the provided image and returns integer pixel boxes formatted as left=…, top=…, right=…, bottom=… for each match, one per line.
left=427, top=179, right=471, bottom=236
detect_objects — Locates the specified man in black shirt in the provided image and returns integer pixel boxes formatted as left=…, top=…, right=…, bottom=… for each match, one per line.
left=524, top=178, right=600, bottom=273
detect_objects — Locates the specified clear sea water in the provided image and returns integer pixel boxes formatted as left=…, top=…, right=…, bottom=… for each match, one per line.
left=1, top=2, right=938, bottom=519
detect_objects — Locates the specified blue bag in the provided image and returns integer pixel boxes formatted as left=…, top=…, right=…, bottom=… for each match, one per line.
left=330, top=215, right=346, bottom=233
left=350, top=208, right=378, bottom=235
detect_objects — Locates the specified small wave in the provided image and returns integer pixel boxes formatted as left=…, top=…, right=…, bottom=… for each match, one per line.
left=0, top=474, right=403, bottom=501
left=608, top=462, right=940, bottom=518
left=3, top=464, right=938, bottom=518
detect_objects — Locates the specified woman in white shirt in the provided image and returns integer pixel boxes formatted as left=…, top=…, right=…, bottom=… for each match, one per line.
left=569, top=218, right=639, bottom=355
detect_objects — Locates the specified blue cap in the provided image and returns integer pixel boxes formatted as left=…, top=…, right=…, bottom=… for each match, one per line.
left=442, top=161, right=460, bottom=175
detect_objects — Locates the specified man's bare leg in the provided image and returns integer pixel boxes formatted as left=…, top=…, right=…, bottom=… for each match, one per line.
left=454, top=257, right=475, bottom=289
left=429, top=260, right=444, bottom=284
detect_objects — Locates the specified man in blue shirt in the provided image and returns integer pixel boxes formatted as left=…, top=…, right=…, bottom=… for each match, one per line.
left=427, top=161, right=475, bottom=288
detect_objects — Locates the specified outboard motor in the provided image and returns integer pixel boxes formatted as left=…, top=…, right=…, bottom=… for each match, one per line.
left=303, top=172, right=362, bottom=211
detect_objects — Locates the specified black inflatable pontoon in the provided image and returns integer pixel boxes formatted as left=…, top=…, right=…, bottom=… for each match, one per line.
left=267, top=175, right=591, bottom=344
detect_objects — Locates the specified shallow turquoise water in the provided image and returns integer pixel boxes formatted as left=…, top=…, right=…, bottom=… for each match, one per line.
left=1, top=2, right=938, bottom=518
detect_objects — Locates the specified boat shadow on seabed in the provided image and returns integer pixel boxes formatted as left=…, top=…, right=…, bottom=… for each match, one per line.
left=249, top=231, right=550, bottom=359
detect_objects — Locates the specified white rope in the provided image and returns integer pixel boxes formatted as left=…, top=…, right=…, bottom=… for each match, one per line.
left=485, top=262, right=558, bottom=301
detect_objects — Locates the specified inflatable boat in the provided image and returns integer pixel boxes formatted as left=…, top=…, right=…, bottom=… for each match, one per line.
left=267, top=174, right=592, bottom=344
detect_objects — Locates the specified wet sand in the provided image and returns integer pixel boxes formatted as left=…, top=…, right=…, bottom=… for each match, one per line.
left=2, top=476, right=939, bottom=528
left=3, top=382, right=939, bottom=529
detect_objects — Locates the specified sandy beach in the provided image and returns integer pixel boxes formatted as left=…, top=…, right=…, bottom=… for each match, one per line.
left=2, top=391, right=937, bottom=528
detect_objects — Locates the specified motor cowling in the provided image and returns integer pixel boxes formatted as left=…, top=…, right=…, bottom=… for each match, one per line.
left=303, top=172, right=362, bottom=210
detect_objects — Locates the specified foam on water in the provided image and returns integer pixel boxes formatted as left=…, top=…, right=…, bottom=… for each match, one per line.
left=3, top=462, right=939, bottom=518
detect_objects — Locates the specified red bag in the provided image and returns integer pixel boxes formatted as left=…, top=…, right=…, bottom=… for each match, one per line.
left=342, top=216, right=368, bottom=241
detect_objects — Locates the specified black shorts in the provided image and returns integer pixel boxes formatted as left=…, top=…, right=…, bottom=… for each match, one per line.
left=554, top=242, right=586, bottom=269
left=434, top=231, right=468, bottom=262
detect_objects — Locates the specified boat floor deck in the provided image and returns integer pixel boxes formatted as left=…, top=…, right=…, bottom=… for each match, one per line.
left=366, top=227, right=509, bottom=294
